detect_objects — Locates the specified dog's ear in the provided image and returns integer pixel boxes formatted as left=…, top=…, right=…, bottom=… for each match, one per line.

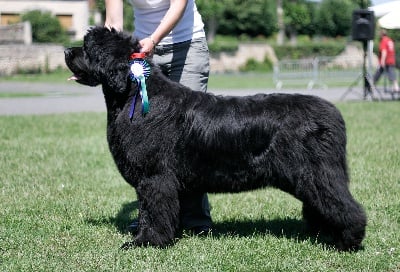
left=106, top=62, right=130, bottom=93
left=106, top=36, right=143, bottom=93
left=129, top=37, right=142, bottom=54
left=105, top=37, right=142, bottom=93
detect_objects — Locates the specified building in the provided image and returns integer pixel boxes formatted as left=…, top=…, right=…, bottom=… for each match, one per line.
left=0, top=0, right=93, bottom=40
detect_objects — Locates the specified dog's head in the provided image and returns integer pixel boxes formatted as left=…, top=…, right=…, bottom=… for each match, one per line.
left=64, top=27, right=141, bottom=93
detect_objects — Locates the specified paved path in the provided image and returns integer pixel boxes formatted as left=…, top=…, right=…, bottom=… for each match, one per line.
left=0, top=82, right=105, bottom=115
left=0, top=81, right=394, bottom=116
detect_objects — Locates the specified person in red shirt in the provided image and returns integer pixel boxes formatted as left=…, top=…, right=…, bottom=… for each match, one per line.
left=373, top=29, right=399, bottom=93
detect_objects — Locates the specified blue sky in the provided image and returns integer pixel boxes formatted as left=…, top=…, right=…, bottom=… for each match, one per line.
left=372, top=0, right=395, bottom=4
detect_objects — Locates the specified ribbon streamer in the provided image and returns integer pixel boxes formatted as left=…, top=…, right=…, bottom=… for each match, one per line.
left=128, top=55, right=151, bottom=119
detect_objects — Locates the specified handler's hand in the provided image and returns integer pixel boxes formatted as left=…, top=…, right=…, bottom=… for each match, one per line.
left=139, top=37, right=156, bottom=54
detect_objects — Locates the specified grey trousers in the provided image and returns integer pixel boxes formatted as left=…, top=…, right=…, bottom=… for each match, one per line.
left=152, top=37, right=212, bottom=229
left=153, top=37, right=210, bottom=93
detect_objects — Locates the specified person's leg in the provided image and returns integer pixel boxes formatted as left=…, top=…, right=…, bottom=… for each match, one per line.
left=393, top=80, right=399, bottom=92
left=386, top=66, right=399, bottom=92
left=153, top=38, right=210, bottom=92
left=172, top=38, right=210, bottom=93
left=151, top=38, right=212, bottom=232
left=179, top=193, right=212, bottom=232
left=373, top=66, right=384, bottom=85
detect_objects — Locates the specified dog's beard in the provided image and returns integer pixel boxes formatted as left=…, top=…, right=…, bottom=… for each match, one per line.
left=65, top=47, right=101, bottom=86
left=66, top=69, right=99, bottom=86
left=68, top=75, right=79, bottom=81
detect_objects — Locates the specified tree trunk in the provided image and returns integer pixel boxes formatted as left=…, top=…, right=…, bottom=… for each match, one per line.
left=277, top=0, right=285, bottom=45
left=206, top=16, right=217, bottom=43
left=290, top=28, right=297, bottom=46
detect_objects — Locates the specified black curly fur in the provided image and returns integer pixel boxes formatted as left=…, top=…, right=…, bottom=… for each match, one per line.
left=65, top=27, right=366, bottom=250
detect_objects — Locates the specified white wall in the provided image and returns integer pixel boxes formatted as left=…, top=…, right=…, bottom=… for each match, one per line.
left=0, top=0, right=89, bottom=40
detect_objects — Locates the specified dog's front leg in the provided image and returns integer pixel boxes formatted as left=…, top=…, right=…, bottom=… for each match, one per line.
left=122, top=175, right=180, bottom=248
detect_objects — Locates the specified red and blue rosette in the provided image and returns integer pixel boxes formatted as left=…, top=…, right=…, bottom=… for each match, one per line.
left=128, top=52, right=151, bottom=119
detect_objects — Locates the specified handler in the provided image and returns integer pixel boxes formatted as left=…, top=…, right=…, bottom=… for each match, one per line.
left=105, top=0, right=212, bottom=234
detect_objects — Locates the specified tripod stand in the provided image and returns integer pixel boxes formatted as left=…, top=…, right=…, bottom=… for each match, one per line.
left=340, top=40, right=382, bottom=101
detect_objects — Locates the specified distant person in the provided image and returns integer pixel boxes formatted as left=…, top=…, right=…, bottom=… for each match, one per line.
left=373, top=29, right=399, bottom=93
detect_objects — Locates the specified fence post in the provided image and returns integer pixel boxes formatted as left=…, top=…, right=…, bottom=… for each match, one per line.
left=23, top=21, right=32, bottom=45
left=313, top=57, right=319, bottom=85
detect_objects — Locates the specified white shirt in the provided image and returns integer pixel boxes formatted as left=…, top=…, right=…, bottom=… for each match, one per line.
left=130, top=0, right=205, bottom=45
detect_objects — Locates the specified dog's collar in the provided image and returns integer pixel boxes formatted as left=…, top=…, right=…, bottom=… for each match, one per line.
left=128, top=52, right=151, bottom=120
left=130, top=52, right=147, bottom=60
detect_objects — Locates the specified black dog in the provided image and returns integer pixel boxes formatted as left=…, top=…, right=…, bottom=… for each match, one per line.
left=65, top=27, right=366, bottom=251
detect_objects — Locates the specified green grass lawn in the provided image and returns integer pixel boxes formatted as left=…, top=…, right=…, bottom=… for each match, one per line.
left=1, top=102, right=399, bottom=271
left=0, top=69, right=74, bottom=84
left=1, top=69, right=278, bottom=89
left=0, top=69, right=389, bottom=92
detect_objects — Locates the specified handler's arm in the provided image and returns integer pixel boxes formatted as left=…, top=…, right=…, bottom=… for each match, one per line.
left=381, top=48, right=387, bottom=67
left=140, top=0, right=188, bottom=53
left=105, top=0, right=124, bottom=31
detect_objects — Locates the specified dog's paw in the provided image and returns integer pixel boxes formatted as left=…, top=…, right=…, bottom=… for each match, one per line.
left=120, top=238, right=157, bottom=249
left=120, top=241, right=136, bottom=250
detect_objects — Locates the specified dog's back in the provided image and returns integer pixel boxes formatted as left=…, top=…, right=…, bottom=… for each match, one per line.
left=173, top=92, right=346, bottom=194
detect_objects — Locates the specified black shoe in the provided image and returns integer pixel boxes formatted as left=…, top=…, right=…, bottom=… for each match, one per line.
left=127, top=219, right=139, bottom=234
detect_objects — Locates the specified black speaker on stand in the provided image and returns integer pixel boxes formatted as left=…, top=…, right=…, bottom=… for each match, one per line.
left=352, top=9, right=375, bottom=41
left=341, top=9, right=381, bottom=101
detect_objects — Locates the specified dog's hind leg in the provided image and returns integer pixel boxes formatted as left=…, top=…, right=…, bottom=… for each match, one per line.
left=123, top=174, right=180, bottom=248
left=299, top=167, right=366, bottom=251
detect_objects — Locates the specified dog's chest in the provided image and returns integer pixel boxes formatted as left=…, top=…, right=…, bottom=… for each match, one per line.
left=106, top=115, right=179, bottom=182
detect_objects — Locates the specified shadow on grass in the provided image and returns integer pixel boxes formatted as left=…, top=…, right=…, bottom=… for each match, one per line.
left=86, top=201, right=336, bottom=249
left=212, top=217, right=306, bottom=238
left=210, top=218, right=335, bottom=249
left=85, top=201, right=138, bottom=234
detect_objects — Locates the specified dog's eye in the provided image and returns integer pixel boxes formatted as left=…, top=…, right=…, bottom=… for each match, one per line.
left=82, top=50, right=91, bottom=62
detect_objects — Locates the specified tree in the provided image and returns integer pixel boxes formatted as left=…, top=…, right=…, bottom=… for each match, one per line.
left=217, top=0, right=277, bottom=38
left=96, top=0, right=134, bottom=32
left=196, top=0, right=224, bottom=43
left=283, top=0, right=312, bottom=45
left=353, top=0, right=372, bottom=9
left=277, top=0, right=284, bottom=45
left=316, top=0, right=357, bottom=37
left=21, top=10, right=69, bottom=43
